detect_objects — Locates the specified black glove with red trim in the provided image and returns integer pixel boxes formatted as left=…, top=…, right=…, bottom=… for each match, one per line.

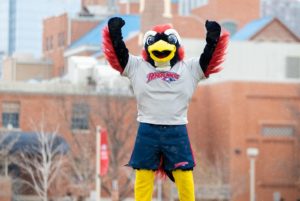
left=205, top=20, right=221, bottom=45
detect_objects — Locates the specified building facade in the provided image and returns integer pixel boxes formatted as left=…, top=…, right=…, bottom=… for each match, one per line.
left=2, top=55, right=52, bottom=82
left=261, top=0, right=300, bottom=37
left=189, top=81, right=300, bottom=201
left=0, top=80, right=300, bottom=201
left=43, top=13, right=101, bottom=77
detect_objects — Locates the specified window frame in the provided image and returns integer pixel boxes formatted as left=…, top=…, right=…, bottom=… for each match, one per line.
left=285, top=56, right=300, bottom=79
left=261, top=124, right=295, bottom=137
left=71, top=102, right=90, bottom=132
left=1, top=102, right=20, bottom=129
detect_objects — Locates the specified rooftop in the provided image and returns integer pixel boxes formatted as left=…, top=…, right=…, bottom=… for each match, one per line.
left=231, top=16, right=273, bottom=41
left=67, top=14, right=141, bottom=56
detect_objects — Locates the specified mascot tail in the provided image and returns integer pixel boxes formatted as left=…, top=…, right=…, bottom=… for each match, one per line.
left=156, top=157, right=175, bottom=182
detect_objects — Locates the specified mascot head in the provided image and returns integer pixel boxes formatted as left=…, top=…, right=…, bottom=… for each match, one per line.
left=142, top=24, right=184, bottom=70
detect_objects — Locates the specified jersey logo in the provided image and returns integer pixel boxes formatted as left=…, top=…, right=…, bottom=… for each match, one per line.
left=147, top=72, right=180, bottom=83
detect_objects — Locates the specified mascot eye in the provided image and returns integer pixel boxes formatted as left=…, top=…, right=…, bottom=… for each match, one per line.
left=167, top=34, right=178, bottom=44
left=146, top=36, right=155, bottom=45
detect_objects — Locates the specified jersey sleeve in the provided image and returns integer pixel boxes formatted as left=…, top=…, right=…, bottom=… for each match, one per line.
left=185, top=57, right=207, bottom=83
left=122, top=54, right=141, bottom=79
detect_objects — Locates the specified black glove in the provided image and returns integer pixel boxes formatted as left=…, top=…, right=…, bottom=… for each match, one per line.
left=205, top=20, right=221, bottom=45
left=108, top=17, right=125, bottom=33
left=107, top=17, right=129, bottom=69
left=199, top=20, right=221, bottom=74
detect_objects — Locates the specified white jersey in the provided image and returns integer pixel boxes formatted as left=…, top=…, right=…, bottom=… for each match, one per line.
left=122, top=55, right=206, bottom=125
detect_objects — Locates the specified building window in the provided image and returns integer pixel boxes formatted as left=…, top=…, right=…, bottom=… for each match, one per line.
left=2, top=102, right=20, bottom=129
left=58, top=32, right=65, bottom=47
left=46, top=36, right=53, bottom=51
left=221, top=21, right=237, bottom=36
left=261, top=125, right=295, bottom=137
left=71, top=103, right=89, bottom=130
left=286, top=57, right=300, bottom=79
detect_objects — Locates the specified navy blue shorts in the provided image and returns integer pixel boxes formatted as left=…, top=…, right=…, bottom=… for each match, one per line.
left=128, top=123, right=195, bottom=171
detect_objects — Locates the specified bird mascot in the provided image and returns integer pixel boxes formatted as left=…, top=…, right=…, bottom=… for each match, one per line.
left=102, top=17, right=229, bottom=201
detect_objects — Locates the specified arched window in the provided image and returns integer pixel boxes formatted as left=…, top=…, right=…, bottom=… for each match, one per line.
left=221, top=21, right=238, bottom=36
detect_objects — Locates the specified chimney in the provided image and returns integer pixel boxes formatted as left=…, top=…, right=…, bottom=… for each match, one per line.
left=140, top=0, right=172, bottom=33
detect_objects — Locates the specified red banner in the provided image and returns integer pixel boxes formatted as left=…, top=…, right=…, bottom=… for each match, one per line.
left=100, top=128, right=109, bottom=176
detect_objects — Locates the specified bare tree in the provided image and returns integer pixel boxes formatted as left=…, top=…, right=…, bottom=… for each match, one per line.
left=54, top=82, right=137, bottom=200
left=285, top=87, right=300, bottom=184
left=66, top=132, right=96, bottom=195
left=53, top=95, right=98, bottom=196
left=0, top=132, right=19, bottom=176
left=95, top=89, right=137, bottom=201
left=12, top=123, right=67, bottom=201
left=193, top=151, right=246, bottom=201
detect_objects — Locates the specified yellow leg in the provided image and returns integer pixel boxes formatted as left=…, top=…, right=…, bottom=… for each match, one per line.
left=173, top=170, right=195, bottom=201
left=135, top=169, right=155, bottom=201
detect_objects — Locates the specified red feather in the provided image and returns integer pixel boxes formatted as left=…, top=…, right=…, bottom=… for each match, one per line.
left=102, top=26, right=124, bottom=73
left=205, top=31, right=230, bottom=77
left=178, top=46, right=185, bottom=61
left=141, top=49, right=148, bottom=60
left=155, top=157, right=167, bottom=179
left=152, top=24, right=173, bottom=33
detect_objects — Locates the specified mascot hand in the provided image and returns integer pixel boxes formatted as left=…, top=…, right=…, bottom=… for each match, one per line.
left=108, top=17, right=125, bottom=33
left=205, top=20, right=221, bottom=45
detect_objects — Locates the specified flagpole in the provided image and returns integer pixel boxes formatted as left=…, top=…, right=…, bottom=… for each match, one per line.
left=96, top=126, right=101, bottom=201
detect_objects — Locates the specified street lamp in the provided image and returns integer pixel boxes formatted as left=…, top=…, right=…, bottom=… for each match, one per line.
left=247, top=148, right=259, bottom=201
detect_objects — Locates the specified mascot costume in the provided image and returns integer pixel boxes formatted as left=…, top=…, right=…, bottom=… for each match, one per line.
left=102, top=17, right=229, bottom=201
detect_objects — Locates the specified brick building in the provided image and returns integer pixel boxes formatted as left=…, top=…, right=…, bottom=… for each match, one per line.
left=232, top=17, right=300, bottom=42
left=43, top=13, right=101, bottom=77
left=10, top=0, right=300, bottom=200
left=189, top=81, right=300, bottom=201
left=62, top=0, right=263, bottom=62
left=0, top=81, right=137, bottom=199
left=2, top=54, right=52, bottom=82
left=0, top=80, right=300, bottom=201
left=82, top=0, right=107, bottom=6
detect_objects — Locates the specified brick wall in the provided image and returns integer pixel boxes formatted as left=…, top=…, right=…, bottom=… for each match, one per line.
left=118, top=2, right=140, bottom=14
left=1, top=81, right=300, bottom=200
left=252, top=19, right=300, bottom=42
left=82, top=0, right=107, bottom=7
left=43, top=14, right=69, bottom=77
left=192, top=0, right=260, bottom=30
left=43, top=14, right=100, bottom=77
left=139, top=0, right=260, bottom=39
left=191, top=81, right=300, bottom=201
left=70, top=20, right=100, bottom=44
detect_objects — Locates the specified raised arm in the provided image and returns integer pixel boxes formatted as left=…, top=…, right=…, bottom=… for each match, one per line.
left=102, top=17, right=129, bottom=73
left=200, top=20, right=230, bottom=77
